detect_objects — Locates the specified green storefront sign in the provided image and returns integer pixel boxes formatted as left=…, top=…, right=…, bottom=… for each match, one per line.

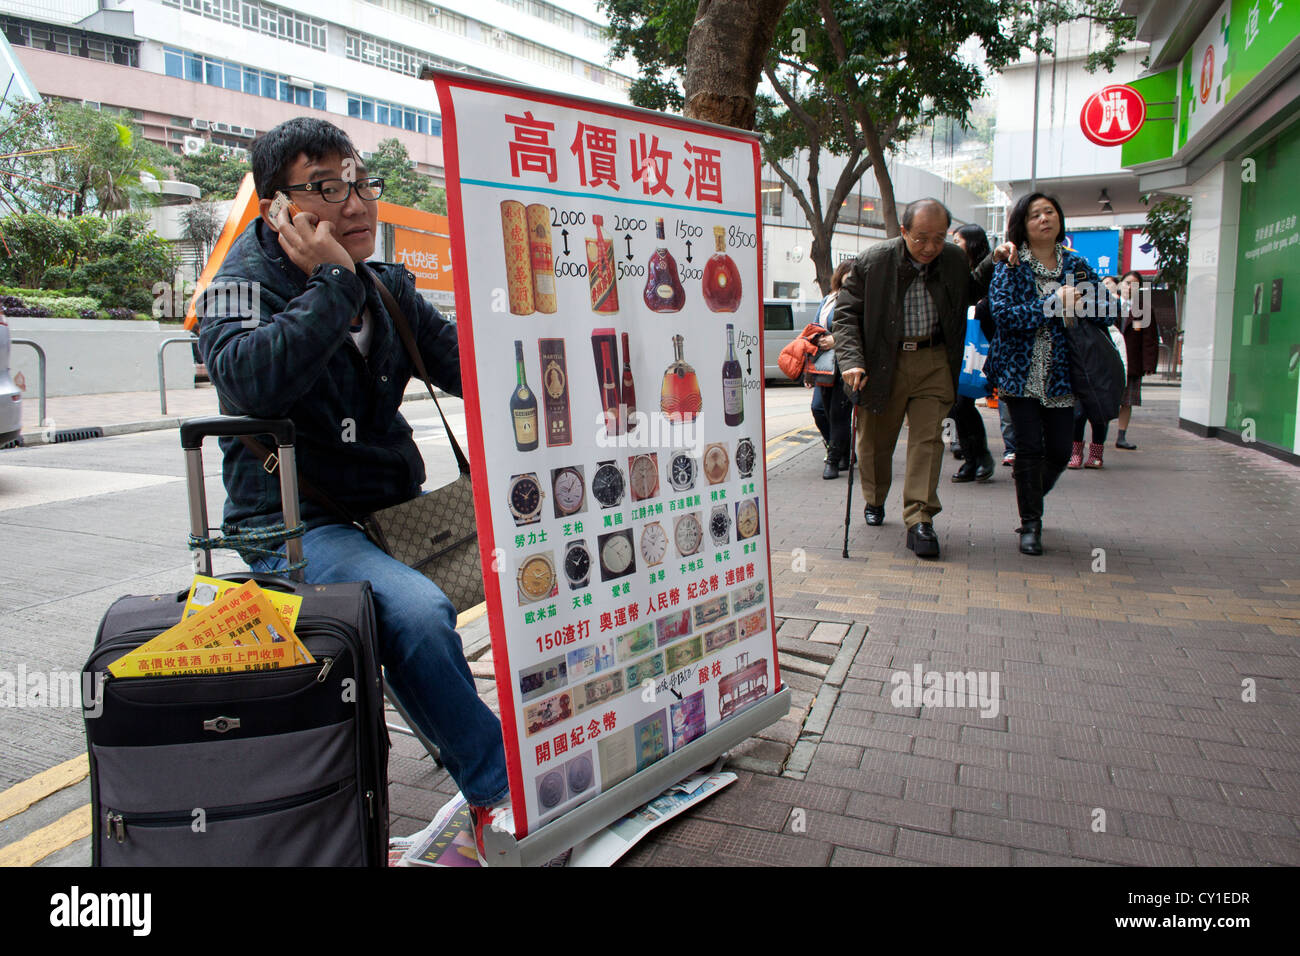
left=1227, top=120, right=1300, bottom=451
left=1229, top=0, right=1300, bottom=100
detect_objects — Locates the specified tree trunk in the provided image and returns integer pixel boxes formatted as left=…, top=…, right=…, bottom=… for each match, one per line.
left=683, top=0, right=791, bottom=130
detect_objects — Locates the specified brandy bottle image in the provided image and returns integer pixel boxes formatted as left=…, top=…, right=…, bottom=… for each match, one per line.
left=591, top=328, right=622, bottom=435
left=703, top=226, right=742, bottom=312
left=620, top=331, right=638, bottom=434
left=660, top=334, right=702, bottom=423
left=586, top=215, right=619, bottom=314
left=511, top=340, right=539, bottom=451
left=643, top=217, right=685, bottom=312
left=722, top=323, right=744, bottom=426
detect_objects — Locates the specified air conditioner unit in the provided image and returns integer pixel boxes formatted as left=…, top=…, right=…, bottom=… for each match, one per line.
left=213, top=122, right=237, bottom=135
left=82, top=100, right=101, bottom=110
left=182, top=136, right=207, bottom=155
left=190, top=118, right=210, bottom=130
left=240, top=126, right=256, bottom=139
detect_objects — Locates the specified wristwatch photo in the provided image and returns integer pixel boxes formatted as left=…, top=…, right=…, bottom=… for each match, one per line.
left=736, top=437, right=756, bottom=478
left=592, top=460, right=625, bottom=509
left=668, top=452, right=697, bottom=492
left=517, top=552, right=556, bottom=604
left=598, top=530, right=636, bottom=581
left=703, top=442, right=729, bottom=485
left=674, top=512, right=703, bottom=556
left=552, top=465, right=586, bottom=518
left=508, top=473, right=544, bottom=525
left=564, top=539, right=591, bottom=590
left=629, top=453, right=660, bottom=502
left=640, top=521, right=668, bottom=566
left=710, top=504, right=731, bottom=546
left=735, top=498, right=760, bottom=540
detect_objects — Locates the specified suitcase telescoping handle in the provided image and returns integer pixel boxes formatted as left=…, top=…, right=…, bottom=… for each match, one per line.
left=180, top=416, right=304, bottom=582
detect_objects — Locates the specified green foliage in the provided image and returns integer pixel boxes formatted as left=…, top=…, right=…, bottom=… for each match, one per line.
left=366, top=138, right=430, bottom=208
left=1141, top=193, right=1190, bottom=292
left=415, top=186, right=448, bottom=216
left=0, top=211, right=175, bottom=310
left=171, top=144, right=251, bottom=200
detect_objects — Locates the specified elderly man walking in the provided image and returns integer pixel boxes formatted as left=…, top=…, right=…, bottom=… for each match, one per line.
left=833, top=198, right=995, bottom=559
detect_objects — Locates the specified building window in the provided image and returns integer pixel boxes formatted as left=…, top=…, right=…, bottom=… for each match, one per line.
left=829, top=190, right=884, bottom=229
left=347, top=94, right=441, bottom=136
left=761, top=182, right=784, bottom=218
left=1, top=15, right=139, bottom=66
left=163, top=0, right=327, bottom=51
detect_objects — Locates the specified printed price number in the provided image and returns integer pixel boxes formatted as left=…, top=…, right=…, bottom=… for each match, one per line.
left=728, top=225, right=757, bottom=248
left=677, top=265, right=703, bottom=282
left=675, top=221, right=703, bottom=240
left=551, top=208, right=586, bottom=227
left=535, top=630, right=571, bottom=653
left=614, top=216, right=647, bottom=232
left=554, top=258, right=589, bottom=278
left=618, top=262, right=646, bottom=279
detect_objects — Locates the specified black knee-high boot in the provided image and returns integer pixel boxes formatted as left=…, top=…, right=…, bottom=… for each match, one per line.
left=1013, top=455, right=1044, bottom=555
left=1042, top=459, right=1067, bottom=496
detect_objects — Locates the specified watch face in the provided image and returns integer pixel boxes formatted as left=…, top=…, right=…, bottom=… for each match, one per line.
left=508, top=473, right=543, bottom=525
left=598, top=530, right=636, bottom=580
left=736, top=499, right=760, bottom=539
left=710, top=505, right=731, bottom=544
left=640, top=521, right=668, bottom=565
left=736, top=438, right=756, bottom=478
left=703, top=443, right=729, bottom=485
left=564, top=540, right=590, bottom=588
left=669, top=453, right=697, bottom=491
left=592, top=461, right=625, bottom=509
left=552, top=466, right=586, bottom=517
left=629, top=453, right=660, bottom=501
left=674, top=513, right=703, bottom=556
left=517, top=552, right=556, bottom=604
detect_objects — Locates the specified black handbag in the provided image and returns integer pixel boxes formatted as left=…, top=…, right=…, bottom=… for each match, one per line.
left=1065, top=317, right=1125, bottom=423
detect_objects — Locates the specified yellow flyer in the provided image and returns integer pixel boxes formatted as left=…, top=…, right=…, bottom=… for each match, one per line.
left=184, top=574, right=303, bottom=631
left=108, top=642, right=300, bottom=679
left=110, top=581, right=314, bottom=677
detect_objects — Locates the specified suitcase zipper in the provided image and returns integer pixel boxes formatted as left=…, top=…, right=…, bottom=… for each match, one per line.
left=104, top=781, right=345, bottom=844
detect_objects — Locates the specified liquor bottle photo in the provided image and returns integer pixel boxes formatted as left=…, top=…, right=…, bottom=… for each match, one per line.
left=703, top=225, right=742, bottom=312
left=511, top=339, right=539, bottom=451
left=660, top=334, right=702, bottom=423
left=538, top=338, right=571, bottom=447
left=620, top=331, right=638, bottom=434
left=722, top=323, right=744, bottom=426
left=591, top=328, right=622, bottom=436
left=586, top=215, right=620, bottom=314
left=643, top=217, right=685, bottom=312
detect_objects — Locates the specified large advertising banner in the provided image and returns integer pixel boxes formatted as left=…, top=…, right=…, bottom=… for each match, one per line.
left=432, top=73, right=780, bottom=838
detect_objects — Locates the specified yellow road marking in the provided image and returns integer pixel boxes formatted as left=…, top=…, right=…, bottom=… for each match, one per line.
left=0, top=804, right=92, bottom=868
left=0, top=754, right=88, bottom=825
left=456, top=602, right=486, bottom=629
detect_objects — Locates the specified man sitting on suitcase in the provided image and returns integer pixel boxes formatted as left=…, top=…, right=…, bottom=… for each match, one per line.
left=198, top=117, right=511, bottom=855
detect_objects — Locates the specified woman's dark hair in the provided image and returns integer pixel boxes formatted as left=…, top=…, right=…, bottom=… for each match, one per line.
left=1006, top=192, right=1066, bottom=248
left=251, top=117, right=359, bottom=199
left=1120, top=270, right=1143, bottom=285
left=952, top=223, right=990, bottom=268
left=830, top=259, right=853, bottom=292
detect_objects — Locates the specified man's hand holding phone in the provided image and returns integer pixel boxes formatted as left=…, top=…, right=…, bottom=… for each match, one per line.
left=269, top=191, right=355, bottom=276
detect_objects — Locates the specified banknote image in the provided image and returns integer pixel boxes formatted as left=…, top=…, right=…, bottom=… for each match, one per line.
left=616, top=623, right=654, bottom=662
left=575, top=670, right=625, bottom=713
left=518, top=654, right=567, bottom=703
left=737, top=608, right=767, bottom=641
left=524, top=690, right=572, bottom=737
left=567, top=639, right=616, bottom=679
left=703, top=621, right=738, bottom=654
left=693, top=594, right=729, bottom=628
left=731, top=580, right=766, bottom=613
left=664, top=635, right=704, bottom=672
left=670, top=690, right=707, bottom=750
left=598, top=726, right=636, bottom=790
left=656, top=609, right=692, bottom=647
left=635, top=709, right=668, bottom=771
left=624, top=652, right=665, bottom=690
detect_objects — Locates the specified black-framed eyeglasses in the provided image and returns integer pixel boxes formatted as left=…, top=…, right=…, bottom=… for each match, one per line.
left=283, top=177, right=385, bottom=203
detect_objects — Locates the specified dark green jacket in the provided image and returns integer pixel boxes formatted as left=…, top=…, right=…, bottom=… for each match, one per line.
left=198, top=218, right=460, bottom=531
left=832, top=237, right=991, bottom=414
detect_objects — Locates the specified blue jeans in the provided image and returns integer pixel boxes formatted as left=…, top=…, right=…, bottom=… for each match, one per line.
left=998, top=398, right=1017, bottom=454
left=249, top=522, right=509, bottom=807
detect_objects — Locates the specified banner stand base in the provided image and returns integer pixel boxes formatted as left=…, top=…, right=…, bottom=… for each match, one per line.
left=481, top=686, right=792, bottom=867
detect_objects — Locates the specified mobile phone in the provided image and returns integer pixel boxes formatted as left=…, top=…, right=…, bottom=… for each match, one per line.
left=268, top=190, right=302, bottom=221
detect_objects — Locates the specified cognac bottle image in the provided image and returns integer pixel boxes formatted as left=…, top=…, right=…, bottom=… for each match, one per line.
left=660, top=334, right=702, bottom=423
left=620, top=331, right=637, bottom=434
left=722, top=323, right=744, bottom=426
left=511, top=340, right=539, bottom=451
left=703, top=226, right=742, bottom=312
left=643, top=217, right=685, bottom=312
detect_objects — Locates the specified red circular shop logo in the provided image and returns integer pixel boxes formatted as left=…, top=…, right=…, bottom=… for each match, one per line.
left=1200, top=46, right=1215, bottom=104
left=1079, top=84, right=1147, bottom=146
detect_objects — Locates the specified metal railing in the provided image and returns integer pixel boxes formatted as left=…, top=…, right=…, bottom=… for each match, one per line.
left=10, top=339, right=47, bottom=428
left=157, top=335, right=200, bottom=415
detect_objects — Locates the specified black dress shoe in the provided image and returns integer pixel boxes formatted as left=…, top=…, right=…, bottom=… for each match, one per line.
left=906, top=522, right=940, bottom=558
left=837, top=456, right=850, bottom=471
left=951, top=460, right=978, bottom=482
left=864, top=504, right=885, bottom=526
left=1115, top=437, right=1138, bottom=450
left=974, top=451, right=995, bottom=482
left=823, top=459, right=839, bottom=480
left=1017, top=519, right=1043, bottom=555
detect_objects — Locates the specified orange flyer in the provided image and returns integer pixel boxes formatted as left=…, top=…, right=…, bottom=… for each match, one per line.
left=183, top=574, right=303, bottom=631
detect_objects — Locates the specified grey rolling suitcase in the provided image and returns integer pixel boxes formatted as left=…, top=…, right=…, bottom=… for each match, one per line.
left=82, top=416, right=390, bottom=866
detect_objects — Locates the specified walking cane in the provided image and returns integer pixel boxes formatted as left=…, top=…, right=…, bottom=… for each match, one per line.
left=842, top=385, right=862, bottom=559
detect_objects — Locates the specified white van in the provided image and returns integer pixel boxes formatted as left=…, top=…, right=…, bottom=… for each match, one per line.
left=761, top=297, right=821, bottom=381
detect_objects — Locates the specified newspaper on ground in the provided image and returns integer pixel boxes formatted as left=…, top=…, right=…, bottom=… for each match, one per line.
left=567, top=771, right=738, bottom=867
left=399, top=792, right=480, bottom=867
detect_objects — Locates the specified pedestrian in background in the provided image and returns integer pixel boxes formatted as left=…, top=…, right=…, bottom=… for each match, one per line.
left=948, top=223, right=996, bottom=483
left=988, top=192, right=1116, bottom=555
left=1114, top=270, right=1159, bottom=450
left=811, top=260, right=853, bottom=478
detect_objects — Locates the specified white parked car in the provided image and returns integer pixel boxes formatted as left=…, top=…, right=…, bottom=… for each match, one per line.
left=0, top=308, right=22, bottom=448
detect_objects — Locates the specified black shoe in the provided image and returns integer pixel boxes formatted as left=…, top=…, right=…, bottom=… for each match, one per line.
left=836, top=456, right=850, bottom=471
left=864, top=504, right=885, bottom=526
left=951, top=460, right=978, bottom=482
left=1017, top=519, right=1043, bottom=555
left=823, top=459, right=839, bottom=480
left=951, top=441, right=965, bottom=460
left=974, top=451, right=995, bottom=482
left=1115, top=434, right=1137, bottom=450
left=906, top=522, right=940, bottom=558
